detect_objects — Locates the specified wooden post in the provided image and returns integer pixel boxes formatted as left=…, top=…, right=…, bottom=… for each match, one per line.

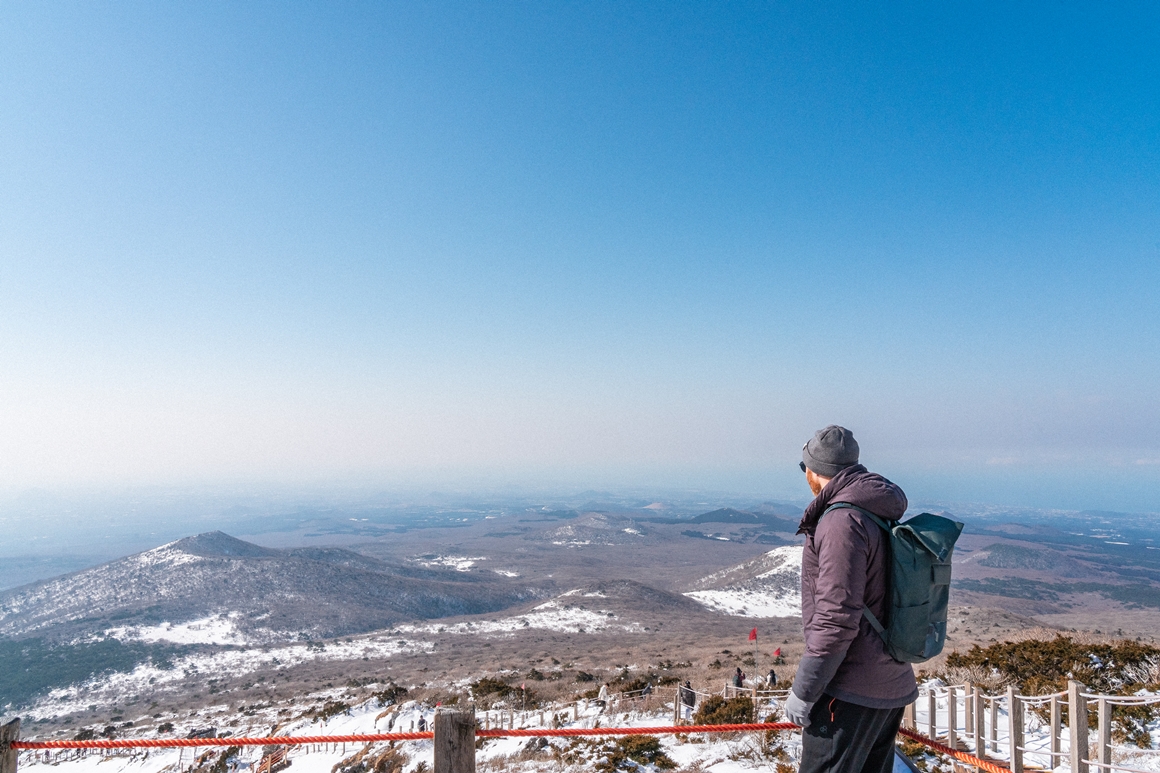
left=1050, top=694, right=1062, bottom=763
left=964, top=683, right=974, bottom=736
left=974, top=682, right=983, bottom=747
left=947, top=687, right=957, bottom=749
left=1007, top=687, right=1023, bottom=773
left=1068, top=680, right=1088, bottom=773
left=974, top=688, right=985, bottom=758
left=1096, top=698, right=1111, bottom=769
left=903, top=701, right=916, bottom=731
left=1, top=718, right=20, bottom=773
left=433, top=709, right=475, bottom=773
left=928, top=691, right=937, bottom=739
left=989, top=695, right=998, bottom=753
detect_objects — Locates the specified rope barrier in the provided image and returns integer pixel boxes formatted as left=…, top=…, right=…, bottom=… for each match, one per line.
left=897, top=728, right=1011, bottom=773
left=11, top=733, right=434, bottom=750
left=10, top=723, right=799, bottom=751
left=12, top=712, right=1153, bottom=773
left=475, top=723, right=798, bottom=738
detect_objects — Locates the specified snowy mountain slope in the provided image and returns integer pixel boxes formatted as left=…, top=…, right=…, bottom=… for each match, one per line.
left=15, top=583, right=659, bottom=718
left=684, top=545, right=803, bottom=617
left=0, top=532, right=537, bottom=642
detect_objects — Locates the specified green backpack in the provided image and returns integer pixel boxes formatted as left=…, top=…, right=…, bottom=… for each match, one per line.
left=823, top=503, right=964, bottom=663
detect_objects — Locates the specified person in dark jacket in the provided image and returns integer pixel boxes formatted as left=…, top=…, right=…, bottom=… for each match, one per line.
left=785, top=425, right=917, bottom=773
left=732, top=667, right=745, bottom=688
left=680, top=681, right=696, bottom=721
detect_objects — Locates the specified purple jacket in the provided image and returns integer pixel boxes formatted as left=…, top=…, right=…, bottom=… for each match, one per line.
left=791, top=464, right=918, bottom=709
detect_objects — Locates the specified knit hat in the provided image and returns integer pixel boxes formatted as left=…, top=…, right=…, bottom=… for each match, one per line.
left=802, top=425, right=860, bottom=477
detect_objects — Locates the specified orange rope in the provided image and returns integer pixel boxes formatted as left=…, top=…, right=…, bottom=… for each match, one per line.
left=11, top=733, right=433, bottom=750
left=10, top=723, right=797, bottom=750
left=898, top=728, right=1011, bottom=773
left=476, top=723, right=798, bottom=738
left=12, top=720, right=1007, bottom=773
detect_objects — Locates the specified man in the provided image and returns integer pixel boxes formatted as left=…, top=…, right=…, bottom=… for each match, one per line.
left=680, top=680, right=696, bottom=721
left=784, top=425, right=917, bottom=773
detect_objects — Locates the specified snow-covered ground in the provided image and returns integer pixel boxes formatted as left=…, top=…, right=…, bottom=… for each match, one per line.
left=413, top=555, right=486, bottom=571
left=395, top=597, right=643, bottom=637
left=105, top=613, right=249, bottom=646
left=15, top=692, right=804, bottom=773
left=685, top=546, right=802, bottom=618
left=21, top=636, right=436, bottom=720
left=22, top=589, right=642, bottom=720
left=16, top=681, right=1159, bottom=773
left=683, top=588, right=801, bottom=618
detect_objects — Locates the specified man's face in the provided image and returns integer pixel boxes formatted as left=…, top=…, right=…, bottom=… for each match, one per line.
left=805, top=468, right=826, bottom=496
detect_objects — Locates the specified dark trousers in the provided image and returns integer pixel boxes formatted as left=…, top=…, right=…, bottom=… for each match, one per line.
left=798, top=695, right=904, bottom=773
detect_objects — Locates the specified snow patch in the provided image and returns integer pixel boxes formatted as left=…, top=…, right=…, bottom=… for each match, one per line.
left=133, top=544, right=203, bottom=569
left=106, top=613, right=248, bottom=646
left=686, top=545, right=802, bottom=618
left=415, top=555, right=485, bottom=571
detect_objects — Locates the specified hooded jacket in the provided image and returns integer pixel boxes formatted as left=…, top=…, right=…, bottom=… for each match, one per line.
left=791, top=464, right=918, bottom=709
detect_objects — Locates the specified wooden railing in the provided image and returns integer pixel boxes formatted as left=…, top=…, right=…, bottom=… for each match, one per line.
left=904, top=680, right=1160, bottom=773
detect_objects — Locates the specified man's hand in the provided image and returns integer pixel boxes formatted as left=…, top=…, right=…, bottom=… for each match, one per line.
left=784, top=693, right=814, bottom=728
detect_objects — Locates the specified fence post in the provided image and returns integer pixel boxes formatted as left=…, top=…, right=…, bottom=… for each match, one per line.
left=1, top=718, right=20, bottom=773
left=974, top=687, right=985, bottom=757
left=903, top=700, right=915, bottom=731
left=1096, top=698, right=1111, bottom=770
left=1068, top=681, right=1088, bottom=773
left=964, top=683, right=973, bottom=736
left=433, top=708, right=475, bottom=773
left=1050, top=694, right=1061, bottom=763
left=947, top=687, right=957, bottom=750
left=1007, top=686, right=1023, bottom=773
left=990, top=695, right=998, bottom=753
left=928, top=691, right=936, bottom=739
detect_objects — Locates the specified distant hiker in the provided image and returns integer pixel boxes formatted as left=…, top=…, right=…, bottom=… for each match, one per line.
left=417, top=715, right=426, bottom=732
left=732, top=667, right=744, bottom=688
left=596, top=683, right=609, bottom=711
left=767, top=669, right=777, bottom=687
left=679, top=680, right=695, bottom=721
left=786, top=425, right=917, bottom=773
left=642, top=682, right=653, bottom=697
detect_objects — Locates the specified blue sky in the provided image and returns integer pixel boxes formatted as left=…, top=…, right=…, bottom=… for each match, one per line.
left=1, top=2, right=1158, bottom=510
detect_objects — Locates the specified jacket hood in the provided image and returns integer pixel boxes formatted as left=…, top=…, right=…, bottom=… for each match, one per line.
left=797, top=464, right=908, bottom=535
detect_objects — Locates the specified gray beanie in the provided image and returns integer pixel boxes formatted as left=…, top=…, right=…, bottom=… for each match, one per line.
left=802, top=425, right=860, bottom=477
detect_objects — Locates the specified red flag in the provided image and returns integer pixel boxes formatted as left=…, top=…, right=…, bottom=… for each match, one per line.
left=748, top=627, right=757, bottom=641
left=772, top=647, right=782, bottom=657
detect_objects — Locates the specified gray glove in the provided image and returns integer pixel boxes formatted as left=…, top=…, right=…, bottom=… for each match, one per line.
left=784, top=692, right=814, bottom=728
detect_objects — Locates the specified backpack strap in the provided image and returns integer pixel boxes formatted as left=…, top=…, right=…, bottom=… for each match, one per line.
left=820, top=502, right=892, bottom=638
left=822, top=502, right=889, bottom=532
